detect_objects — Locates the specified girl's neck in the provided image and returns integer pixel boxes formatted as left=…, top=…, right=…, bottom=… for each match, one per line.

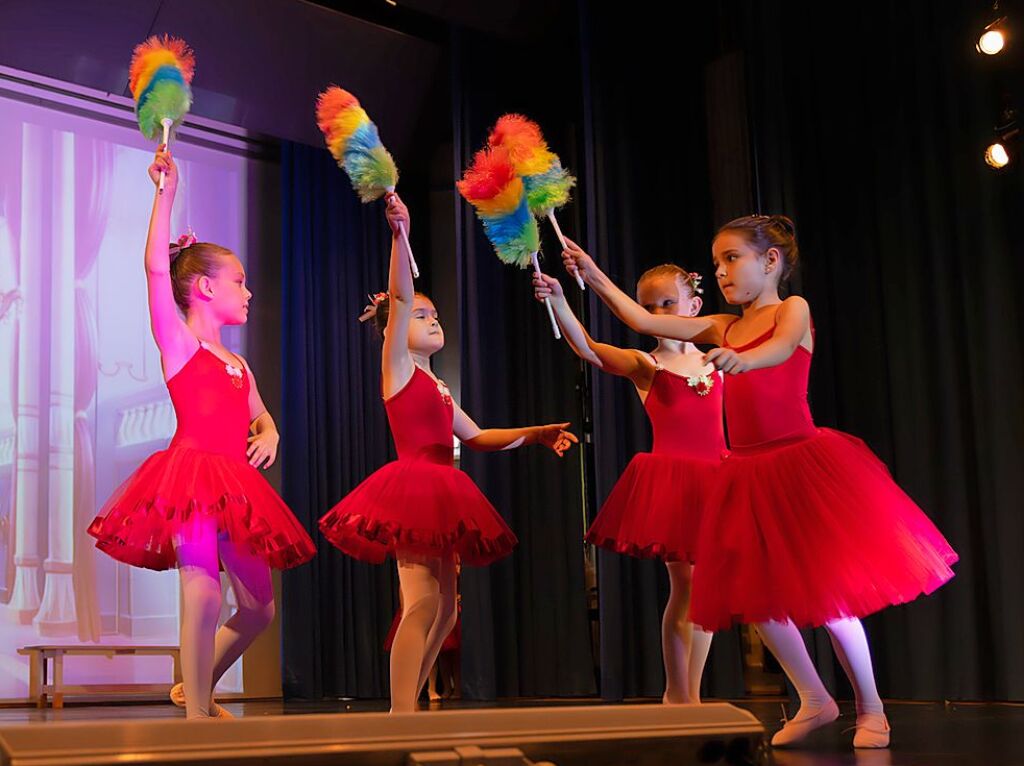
left=653, top=337, right=697, bottom=356
left=186, top=313, right=225, bottom=346
left=411, top=351, right=433, bottom=372
left=742, top=286, right=783, bottom=315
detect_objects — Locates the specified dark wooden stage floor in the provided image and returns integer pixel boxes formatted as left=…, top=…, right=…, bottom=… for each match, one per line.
left=0, top=697, right=1020, bottom=765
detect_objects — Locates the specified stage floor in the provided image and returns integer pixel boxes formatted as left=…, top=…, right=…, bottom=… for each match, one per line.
left=0, top=697, right=1019, bottom=765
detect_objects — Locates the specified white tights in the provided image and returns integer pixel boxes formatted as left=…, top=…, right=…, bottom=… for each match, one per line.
left=174, top=517, right=275, bottom=719
left=755, top=617, right=884, bottom=718
left=389, top=552, right=458, bottom=713
left=662, top=562, right=713, bottom=703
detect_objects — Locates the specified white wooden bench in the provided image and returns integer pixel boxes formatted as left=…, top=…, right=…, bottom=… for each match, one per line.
left=17, top=645, right=182, bottom=708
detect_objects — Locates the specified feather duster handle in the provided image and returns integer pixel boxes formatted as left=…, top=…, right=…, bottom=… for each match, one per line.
left=531, top=252, right=561, bottom=339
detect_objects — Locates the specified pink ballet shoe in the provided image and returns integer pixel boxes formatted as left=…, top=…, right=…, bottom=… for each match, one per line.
left=169, top=682, right=234, bottom=718
left=850, top=712, right=891, bottom=749
left=771, top=698, right=840, bottom=747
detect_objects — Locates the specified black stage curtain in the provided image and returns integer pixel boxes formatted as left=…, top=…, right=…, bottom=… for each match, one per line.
left=279, top=141, right=400, bottom=699
left=451, top=23, right=598, bottom=699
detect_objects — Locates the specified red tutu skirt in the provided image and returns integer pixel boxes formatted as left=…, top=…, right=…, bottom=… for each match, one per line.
left=319, top=459, right=517, bottom=565
left=585, top=452, right=718, bottom=562
left=88, top=446, right=316, bottom=571
left=690, top=428, right=958, bottom=631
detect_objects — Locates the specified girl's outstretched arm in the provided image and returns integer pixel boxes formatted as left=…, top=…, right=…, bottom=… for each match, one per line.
left=533, top=272, right=654, bottom=387
left=562, top=237, right=734, bottom=345
left=452, top=404, right=578, bottom=457
left=380, top=193, right=416, bottom=399
left=145, top=148, right=194, bottom=377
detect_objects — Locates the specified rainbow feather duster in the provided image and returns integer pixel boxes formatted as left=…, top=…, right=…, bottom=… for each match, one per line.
left=129, top=36, right=194, bottom=140
left=487, top=115, right=555, bottom=177
left=458, top=146, right=559, bottom=339
left=316, top=86, right=418, bottom=276
left=316, top=86, right=399, bottom=202
left=488, top=114, right=581, bottom=288
left=487, top=114, right=576, bottom=216
left=523, top=159, right=576, bottom=216
left=457, top=147, right=539, bottom=268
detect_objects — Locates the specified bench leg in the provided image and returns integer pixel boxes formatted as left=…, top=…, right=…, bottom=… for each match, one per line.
left=26, top=653, right=43, bottom=708
left=171, top=649, right=182, bottom=685
left=39, top=654, right=49, bottom=709
left=52, top=653, right=64, bottom=710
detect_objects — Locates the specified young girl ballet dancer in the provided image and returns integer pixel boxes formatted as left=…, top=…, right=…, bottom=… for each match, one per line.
left=532, top=266, right=721, bottom=705
left=560, top=217, right=957, bottom=749
left=88, top=148, right=316, bottom=719
left=319, top=193, right=577, bottom=713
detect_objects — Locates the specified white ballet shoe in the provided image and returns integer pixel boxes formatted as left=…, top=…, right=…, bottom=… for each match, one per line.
left=851, top=712, right=891, bottom=749
left=770, top=698, right=840, bottom=747
left=170, top=682, right=234, bottom=718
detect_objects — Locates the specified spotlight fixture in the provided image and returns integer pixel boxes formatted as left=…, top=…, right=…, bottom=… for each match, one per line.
left=985, top=141, right=1010, bottom=168
left=977, top=1, right=1008, bottom=56
left=978, top=18, right=1007, bottom=54
left=985, top=109, right=1019, bottom=169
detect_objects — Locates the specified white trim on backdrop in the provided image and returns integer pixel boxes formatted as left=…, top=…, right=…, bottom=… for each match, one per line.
left=0, top=64, right=273, bottom=158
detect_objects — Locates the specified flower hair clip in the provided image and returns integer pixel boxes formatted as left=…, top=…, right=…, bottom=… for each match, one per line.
left=686, top=272, right=704, bottom=295
left=177, top=227, right=197, bottom=248
left=169, top=226, right=197, bottom=257
left=358, top=291, right=389, bottom=323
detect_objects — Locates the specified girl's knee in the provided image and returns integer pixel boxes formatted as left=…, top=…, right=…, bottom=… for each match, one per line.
left=186, top=580, right=222, bottom=623
left=238, top=598, right=275, bottom=630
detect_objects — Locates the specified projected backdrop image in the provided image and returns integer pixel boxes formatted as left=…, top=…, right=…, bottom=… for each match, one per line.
left=0, top=92, right=252, bottom=700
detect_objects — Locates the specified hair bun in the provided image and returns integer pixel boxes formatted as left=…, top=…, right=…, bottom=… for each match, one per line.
left=770, top=215, right=796, bottom=236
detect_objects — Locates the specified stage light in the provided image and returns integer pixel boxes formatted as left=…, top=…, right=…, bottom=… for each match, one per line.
left=977, top=16, right=1008, bottom=54
left=985, top=109, right=1019, bottom=169
left=985, top=142, right=1010, bottom=168
left=979, top=28, right=1006, bottom=54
